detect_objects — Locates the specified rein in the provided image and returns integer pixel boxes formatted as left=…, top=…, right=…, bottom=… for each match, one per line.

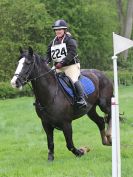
left=27, top=68, right=55, bottom=82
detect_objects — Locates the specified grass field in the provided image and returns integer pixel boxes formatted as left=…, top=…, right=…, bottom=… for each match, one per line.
left=0, top=86, right=133, bottom=177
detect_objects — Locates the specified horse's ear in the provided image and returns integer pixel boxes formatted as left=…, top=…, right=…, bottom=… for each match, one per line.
left=28, top=46, right=33, bottom=56
left=19, top=47, right=23, bottom=54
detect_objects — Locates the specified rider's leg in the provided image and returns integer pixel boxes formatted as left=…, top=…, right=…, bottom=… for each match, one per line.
left=64, top=63, right=87, bottom=107
left=74, top=80, right=87, bottom=107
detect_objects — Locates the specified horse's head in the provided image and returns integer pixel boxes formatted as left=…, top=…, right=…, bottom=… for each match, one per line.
left=11, top=47, right=35, bottom=89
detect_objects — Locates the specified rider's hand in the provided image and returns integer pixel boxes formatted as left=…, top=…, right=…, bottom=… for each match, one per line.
left=55, top=62, right=64, bottom=69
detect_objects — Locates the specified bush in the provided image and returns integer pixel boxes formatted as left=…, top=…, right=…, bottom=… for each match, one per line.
left=105, top=70, right=133, bottom=86
left=1, top=70, right=133, bottom=100
left=0, top=82, right=32, bottom=99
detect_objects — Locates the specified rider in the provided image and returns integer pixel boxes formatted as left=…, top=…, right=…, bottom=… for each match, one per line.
left=45, top=19, right=87, bottom=108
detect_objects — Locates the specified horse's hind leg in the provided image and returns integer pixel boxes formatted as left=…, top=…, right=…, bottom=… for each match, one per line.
left=87, top=106, right=111, bottom=145
left=104, top=113, right=112, bottom=144
left=62, top=122, right=85, bottom=157
left=98, top=98, right=112, bottom=144
left=41, top=120, right=54, bottom=161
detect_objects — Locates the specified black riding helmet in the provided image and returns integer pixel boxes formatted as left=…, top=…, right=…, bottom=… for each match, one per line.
left=52, top=19, right=68, bottom=30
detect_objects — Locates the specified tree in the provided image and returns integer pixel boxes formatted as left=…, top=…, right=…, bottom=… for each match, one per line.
left=116, top=0, right=133, bottom=60
left=0, top=0, right=53, bottom=81
left=0, top=0, right=122, bottom=81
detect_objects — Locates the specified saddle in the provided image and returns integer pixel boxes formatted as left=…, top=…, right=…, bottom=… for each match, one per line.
left=57, top=73, right=95, bottom=104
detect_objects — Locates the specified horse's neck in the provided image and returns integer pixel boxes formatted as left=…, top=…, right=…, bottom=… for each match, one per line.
left=31, top=61, right=57, bottom=105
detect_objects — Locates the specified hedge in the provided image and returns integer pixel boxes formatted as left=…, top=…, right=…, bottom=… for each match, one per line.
left=0, top=82, right=32, bottom=99
left=0, top=70, right=133, bottom=99
left=105, top=70, right=133, bottom=86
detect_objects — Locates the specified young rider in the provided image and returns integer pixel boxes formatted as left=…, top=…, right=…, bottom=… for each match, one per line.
left=45, top=19, right=87, bottom=108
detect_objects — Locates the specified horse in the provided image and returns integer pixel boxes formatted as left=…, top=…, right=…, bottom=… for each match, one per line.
left=11, top=47, right=113, bottom=161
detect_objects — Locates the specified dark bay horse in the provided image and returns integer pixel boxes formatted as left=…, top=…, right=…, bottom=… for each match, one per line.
left=11, top=47, right=113, bottom=161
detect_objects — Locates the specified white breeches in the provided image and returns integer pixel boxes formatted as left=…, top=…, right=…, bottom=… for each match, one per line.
left=56, top=63, right=80, bottom=83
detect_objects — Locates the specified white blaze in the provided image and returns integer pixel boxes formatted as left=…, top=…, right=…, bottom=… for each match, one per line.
left=11, top=57, right=26, bottom=88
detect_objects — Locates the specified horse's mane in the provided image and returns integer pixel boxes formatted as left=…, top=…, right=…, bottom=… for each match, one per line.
left=19, top=50, right=46, bottom=65
left=33, top=53, right=54, bottom=77
left=34, top=53, right=45, bottom=64
left=33, top=53, right=50, bottom=69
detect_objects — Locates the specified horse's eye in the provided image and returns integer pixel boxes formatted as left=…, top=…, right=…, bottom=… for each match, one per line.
left=25, top=58, right=32, bottom=64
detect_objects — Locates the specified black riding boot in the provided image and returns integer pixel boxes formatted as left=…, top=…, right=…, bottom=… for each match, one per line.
left=74, top=81, right=87, bottom=108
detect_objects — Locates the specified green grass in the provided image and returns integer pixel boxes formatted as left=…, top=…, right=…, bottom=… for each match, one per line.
left=0, top=86, right=133, bottom=177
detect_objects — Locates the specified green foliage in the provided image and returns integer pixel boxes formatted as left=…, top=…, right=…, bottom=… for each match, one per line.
left=105, top=70, right=133, bottom=86
left=0, top=0, right=53, bottom=81
left=0, top=82, right=32, bottom=99
left=76, top=3, right=117, bottom=69
left=0, top=0, right=132, bottom=82
left=0, top=71, right=133, bottom=100
left=118, top=70, right=133, bottom=85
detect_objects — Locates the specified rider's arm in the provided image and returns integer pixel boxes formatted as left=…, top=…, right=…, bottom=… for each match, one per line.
left=61, top=37, right=78, bottom=65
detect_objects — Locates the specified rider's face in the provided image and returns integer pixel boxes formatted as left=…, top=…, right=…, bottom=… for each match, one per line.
left=55, top=29, right=65, bottom=38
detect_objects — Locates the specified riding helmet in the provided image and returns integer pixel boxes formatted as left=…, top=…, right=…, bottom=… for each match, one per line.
left=52, top=19, right=68, bottom=30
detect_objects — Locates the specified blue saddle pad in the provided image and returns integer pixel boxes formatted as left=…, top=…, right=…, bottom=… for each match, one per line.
left=59, top=75, right=95, bottom=98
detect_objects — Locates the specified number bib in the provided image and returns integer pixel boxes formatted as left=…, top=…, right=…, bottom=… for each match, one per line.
left=51, top=43, right=67, bottom=62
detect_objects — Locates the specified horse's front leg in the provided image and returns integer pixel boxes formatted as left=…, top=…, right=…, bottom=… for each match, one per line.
left=41, top=120, right=54, bottom=161
left=62, top=122, right=84, bottom=157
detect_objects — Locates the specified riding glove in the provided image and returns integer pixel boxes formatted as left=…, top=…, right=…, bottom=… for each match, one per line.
left=55, top=62, right=64, bottom=69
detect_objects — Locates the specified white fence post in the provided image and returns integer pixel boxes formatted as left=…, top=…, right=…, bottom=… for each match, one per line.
left=111, top=56, right=121, bottom=177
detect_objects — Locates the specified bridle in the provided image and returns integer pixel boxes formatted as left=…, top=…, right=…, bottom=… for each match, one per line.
left=13, top=52, right=59, bottom=110
left=14, top=55, right=55, bottom=85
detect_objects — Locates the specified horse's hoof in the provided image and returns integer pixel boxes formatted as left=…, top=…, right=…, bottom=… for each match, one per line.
left=76, top=147, right=90, bottom=157
left=79, top=147, right=90, bottom=154
left=48, top=155, right=54, bottom=161
left=102, top=136, right=110, bottom=146
left=75, top=149, right=84, bottom=157
left=102, top=137, right=112, bottom=146
left=107, top=136, right=112, bottom=146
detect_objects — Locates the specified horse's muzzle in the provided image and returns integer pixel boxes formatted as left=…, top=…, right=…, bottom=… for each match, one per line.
left=11, top=76, right=23, bottom=90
